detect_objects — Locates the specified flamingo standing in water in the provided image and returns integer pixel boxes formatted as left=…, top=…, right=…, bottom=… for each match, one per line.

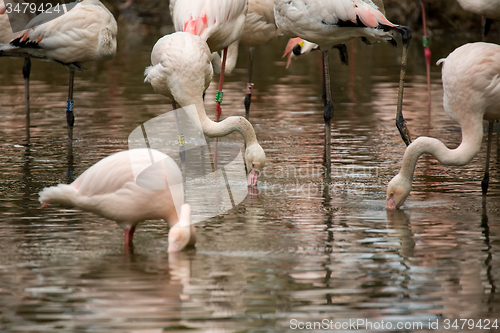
left=456, top=0, right=500, bottom=38
left=1, top=0, right=31, bottom=141
left=455, top=0, right=500, bottom=194
left=239, top=0, right=279, bottom=118
left=39, top=149, right=196, bottom=252
left=386, top=43, right=500, bottom=209
left=144, top=32, right=266, bottom=186
left=274, top=0, right=412, bottom=176
left=1, top=0, right=117, bottom=149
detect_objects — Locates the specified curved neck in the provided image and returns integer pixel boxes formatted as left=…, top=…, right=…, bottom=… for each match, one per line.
left=399, top=120, right=484, bottom=181
left=181, top=98, right=259, bottom=147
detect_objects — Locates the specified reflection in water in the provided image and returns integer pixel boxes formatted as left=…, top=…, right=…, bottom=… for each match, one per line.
left=0, top=21, right=499, bottom=332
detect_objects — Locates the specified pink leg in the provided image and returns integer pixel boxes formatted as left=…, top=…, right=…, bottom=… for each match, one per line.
left=124, top=226, right=136, bottom=245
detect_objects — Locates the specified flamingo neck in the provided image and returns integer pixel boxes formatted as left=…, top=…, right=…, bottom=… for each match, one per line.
left=398, top=120, right=484, bottom=182
left=188, top=99, right=259, bottom=147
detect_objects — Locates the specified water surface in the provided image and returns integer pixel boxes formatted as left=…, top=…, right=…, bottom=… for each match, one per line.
left=1, top=25, right=499, bottom=332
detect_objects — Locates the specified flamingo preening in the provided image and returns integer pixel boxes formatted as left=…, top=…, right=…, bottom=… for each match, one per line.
left=1, top=0, right=117, bottom=150
left=386, top=42, right=500, bottom=209
left=144, top=31, right=266, bottom=187
left=39, top=149, right=196, bottom=253
left=274, top=0, right=412, bottom=176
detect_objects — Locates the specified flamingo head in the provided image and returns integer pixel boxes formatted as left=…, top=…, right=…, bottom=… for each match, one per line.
left=282, top=38, right=318, bottom=68
left=168, top=204, right=196, bottom=252
left=245, top=143, right=266, bottom=187
left=385, top=174, right=411, bottom=209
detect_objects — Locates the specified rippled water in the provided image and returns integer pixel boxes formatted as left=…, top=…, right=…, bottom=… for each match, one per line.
left=1, top=23, right=499, bottom=332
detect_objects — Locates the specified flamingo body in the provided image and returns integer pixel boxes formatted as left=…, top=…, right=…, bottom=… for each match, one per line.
left=10, top=0, right=117, bottom=64
left=144, top=32, right=266, bottom=185
left=274, top=0, right=398, bottom=49
left=456, top=0, right=500, bottom=19
left=386, top=42, right=500, bottom=209
left=39, top=149, right=195, bottom=251
left=240, top=0, right=278, bottom=46
left=171, top=0, right=247, bottom=52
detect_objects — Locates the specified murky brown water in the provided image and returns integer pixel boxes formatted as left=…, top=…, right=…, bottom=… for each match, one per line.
left=1, top=22, right=499, bottom=332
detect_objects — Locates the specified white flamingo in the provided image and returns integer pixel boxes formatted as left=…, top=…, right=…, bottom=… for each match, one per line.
left=39, top=148, right=196, bottom=252
left=2, top=0, right=117, bottom=148
left=386, top=42, right=500, bottom=209
left=144, top=31, right=266, bottom=186
left=274, top=0, right=412, bottom=175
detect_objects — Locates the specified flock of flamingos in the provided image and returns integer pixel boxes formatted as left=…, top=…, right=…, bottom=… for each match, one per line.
left=1, top=0, right=499, bottom=252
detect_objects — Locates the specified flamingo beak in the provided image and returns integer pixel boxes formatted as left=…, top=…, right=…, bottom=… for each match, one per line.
left=246, top=168, right=259, bottom=187
left=385, top=194, right=397, bottom=210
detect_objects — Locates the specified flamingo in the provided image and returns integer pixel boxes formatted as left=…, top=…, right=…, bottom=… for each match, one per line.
left=170, top=0, right=247, bottom=121
left=2, top=0, right=117, bottom=149
left=386, top=42, right=500, bottom=209
left=0, top=0, right=31, bottom=142
left=39, top=148, right=196, bottom=252
left=144, top=31, right=266, bottom=186
left=274, top=0, right=412, bottom=176
left=239, top=0, right=279, bottom=118
left=456, top=0, right=500, bottom=38
left=170, top=0, right=248, bottom=169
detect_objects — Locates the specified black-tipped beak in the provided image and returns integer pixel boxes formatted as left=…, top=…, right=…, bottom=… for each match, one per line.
left=385, top=194, right=397, bottom=210
left=246, top=168, right=259, bottom=187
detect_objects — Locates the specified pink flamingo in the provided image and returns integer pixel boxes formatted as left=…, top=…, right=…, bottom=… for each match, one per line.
left=39, top=149, right=196, bottom=252
left=274, top=0, right=412, bottom=176
left=386, top=42, right=500, bottom=209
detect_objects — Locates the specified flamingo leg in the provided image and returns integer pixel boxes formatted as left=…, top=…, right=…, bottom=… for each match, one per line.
left=244, top=46, right=255, bottom=119
left=394, top=26, right=412, bottom=146
left=483, top=17, right=493, bottom=40
left=23, top=57, right=31, bottom=145
left=482, top=121, right=494, bottom=196
left=322, top=49, right=333, bottom=178
left=213, top=47, right=228, bottom=170
left=124, top=226, right=136, bottom=246
left=421, top=1, right=432, bottom=111
left=66, top=68, right=75, bottom=151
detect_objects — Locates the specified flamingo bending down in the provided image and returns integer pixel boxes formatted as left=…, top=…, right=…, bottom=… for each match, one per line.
left=274, top=0, right=412, bottom=175
left=144, top=32, right=266, bottom=186
left=39, top=149, right=196, bottom=252
left=2, top=0, right=117, bottom=149
left=386, top=42, right=500, bottom=209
